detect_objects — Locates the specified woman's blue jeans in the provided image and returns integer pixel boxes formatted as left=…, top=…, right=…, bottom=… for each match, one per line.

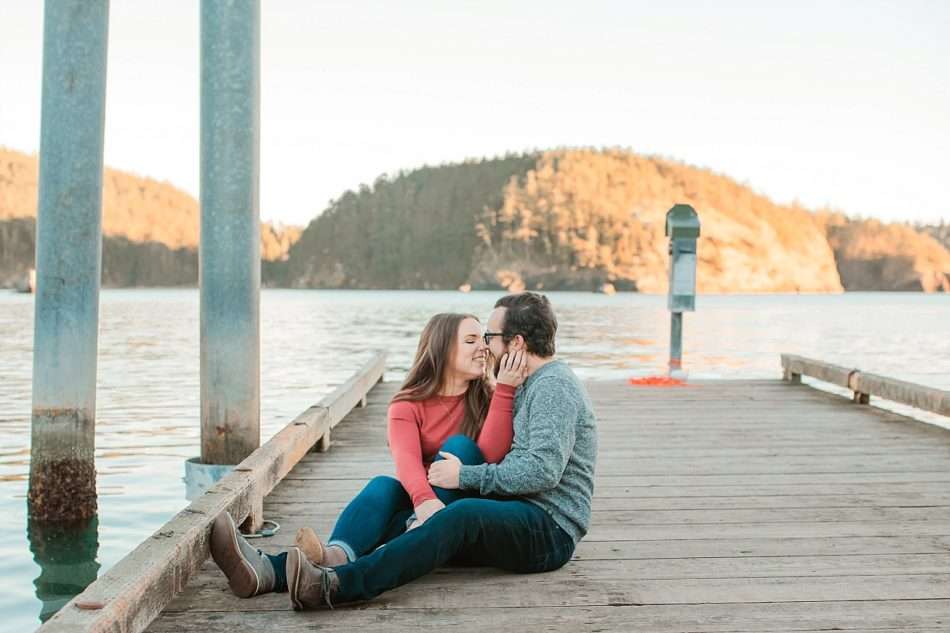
left=327, top=434, right=486, bottom=561
left=267, top=434, right=484, bottom=591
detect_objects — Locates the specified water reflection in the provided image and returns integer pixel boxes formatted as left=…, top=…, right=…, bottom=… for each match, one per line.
left=27, top=514, right=100, bottom=622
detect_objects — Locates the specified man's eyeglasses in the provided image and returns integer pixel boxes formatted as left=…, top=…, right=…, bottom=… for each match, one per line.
left=483, top=332, right=504, bottom=346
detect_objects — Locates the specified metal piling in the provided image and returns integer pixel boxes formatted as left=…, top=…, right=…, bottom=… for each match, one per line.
left=199, top=0, right=262, bottom=465
left=29, top=0, right=110, bottom=522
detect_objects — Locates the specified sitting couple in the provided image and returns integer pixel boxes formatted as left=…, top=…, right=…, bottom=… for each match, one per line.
left=209, top=291, right=598, bottom=609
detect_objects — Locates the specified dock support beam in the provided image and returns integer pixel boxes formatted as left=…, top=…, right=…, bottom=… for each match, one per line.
left=199, top=0, right=261, bottom=465
left=29, top=0, right=110, bottom=522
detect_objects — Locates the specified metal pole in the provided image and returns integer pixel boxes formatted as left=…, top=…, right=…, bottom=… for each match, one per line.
left=200, top=0, right=261, bottom=464
left=29, top=0, right=110, bottom=522
left=669, top=311, right=683, bottom=373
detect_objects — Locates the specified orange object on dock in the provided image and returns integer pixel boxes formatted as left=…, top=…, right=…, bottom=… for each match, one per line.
left=628, top=376, right=687, bottom=386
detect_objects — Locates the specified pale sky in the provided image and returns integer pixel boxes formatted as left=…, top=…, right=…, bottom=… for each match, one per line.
left=1, top=1, right=947, bottom=226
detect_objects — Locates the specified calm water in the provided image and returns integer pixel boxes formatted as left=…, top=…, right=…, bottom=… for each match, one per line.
left=1, top=289, right=948, bottom=628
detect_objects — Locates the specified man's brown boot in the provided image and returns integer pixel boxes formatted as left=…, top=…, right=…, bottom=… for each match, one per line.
left=286, top=547, right=340, bottom=611
left=209, top=511, right=276, bottom=598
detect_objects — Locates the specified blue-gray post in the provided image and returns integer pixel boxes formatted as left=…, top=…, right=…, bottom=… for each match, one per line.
left=669, top=312, right=683, bottom=372
left=200, top=0, right=261, bottom=464
left=29, top=0, right=110, bottom=523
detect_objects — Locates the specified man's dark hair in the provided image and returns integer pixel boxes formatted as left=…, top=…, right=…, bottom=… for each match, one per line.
left=494, top=292, right=557, bottom=357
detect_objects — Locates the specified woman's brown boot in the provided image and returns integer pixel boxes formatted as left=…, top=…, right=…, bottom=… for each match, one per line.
left=294, top=527, right=326, bottom=565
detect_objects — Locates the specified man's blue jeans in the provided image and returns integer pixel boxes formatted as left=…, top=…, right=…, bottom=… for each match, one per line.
left=333, top=496, right=576, bottom=604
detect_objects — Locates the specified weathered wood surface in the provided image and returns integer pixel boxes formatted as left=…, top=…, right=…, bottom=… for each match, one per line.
left=781, top=354, right=854, bottom=388
left=852, top=371, right=950, bottom=416
left=144, top=378, right=950, bottom=633
left=781, top=353, right=950, bottom=415
left=39, top=352, right=386, bottom=633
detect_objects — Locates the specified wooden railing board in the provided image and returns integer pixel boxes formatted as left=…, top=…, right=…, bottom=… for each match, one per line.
left=781, top=354, right=949, bottom=417
left=851, top=371, right=950, bottom=417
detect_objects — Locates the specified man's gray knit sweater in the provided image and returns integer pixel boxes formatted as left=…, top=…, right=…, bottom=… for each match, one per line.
left=459, top=360, right=598, bottom=543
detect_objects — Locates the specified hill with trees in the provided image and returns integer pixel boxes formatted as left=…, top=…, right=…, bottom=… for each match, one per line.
left=286, top=149, right=948, bottom=293
left=3, top=146, right=947, bottom=292
left=0, top=147, right=300, bottom=287
left=918, top=221, right=950, bottom=252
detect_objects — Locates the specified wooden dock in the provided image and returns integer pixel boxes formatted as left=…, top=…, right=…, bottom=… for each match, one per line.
left=45, top=356, right=950, bottom=632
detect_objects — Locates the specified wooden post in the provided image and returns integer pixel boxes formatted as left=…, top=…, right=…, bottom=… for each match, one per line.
left=29, top=0, right=109, bottom=522
left=239, top=487, right=264, bottom=534
left=199, top=0, right=261, bottom=465
left=782, top=368, right=802, bottom=384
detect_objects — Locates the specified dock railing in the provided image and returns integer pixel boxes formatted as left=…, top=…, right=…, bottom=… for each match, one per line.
left=781, top=353, right=949, bottom=417
left=40, top=351, right=387, bottom=633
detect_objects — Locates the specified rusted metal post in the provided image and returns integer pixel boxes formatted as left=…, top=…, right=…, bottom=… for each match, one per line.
left=199, top=0, right=261, bottom=464
left=29, top=0, right=110, bottom=522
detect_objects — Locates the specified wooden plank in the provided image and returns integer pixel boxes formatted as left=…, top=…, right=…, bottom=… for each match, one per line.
left=570, top=535, right=950, bottom=560
left=314, top=430, right=948, bottom=444
left=40, top=352, right=386, bottom=633
left=587, top=493, right=950, bottom=510
left=273, top=491, right=950, bottom=512
left=169, top=532, right=950, bottom=560
left=582, top=521, right=950, bottom=540
left=284, top=456, right=950, bottom=476
left=148, top=600, right=950, bottom=633
left=274, top=442, right=950, bottom=458
left=185, top=508, right=950, bottom=541
left=267, top=492, right=950, bottom=512
left=284, top=472, right=950, bottom=486
left=271, top=478, right=950, bottom=502
left=191, top=548, right=950, bottom=576
left=268, top=501, right=950, bottom=531
left=162, top=566, right=950, bottom=611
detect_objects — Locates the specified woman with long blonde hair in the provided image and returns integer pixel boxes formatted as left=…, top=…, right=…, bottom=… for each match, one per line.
left=208, top=312, right=526, bottom=598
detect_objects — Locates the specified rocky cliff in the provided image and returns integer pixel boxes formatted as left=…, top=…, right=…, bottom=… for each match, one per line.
left=824, top=215, right=950, bottom=292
